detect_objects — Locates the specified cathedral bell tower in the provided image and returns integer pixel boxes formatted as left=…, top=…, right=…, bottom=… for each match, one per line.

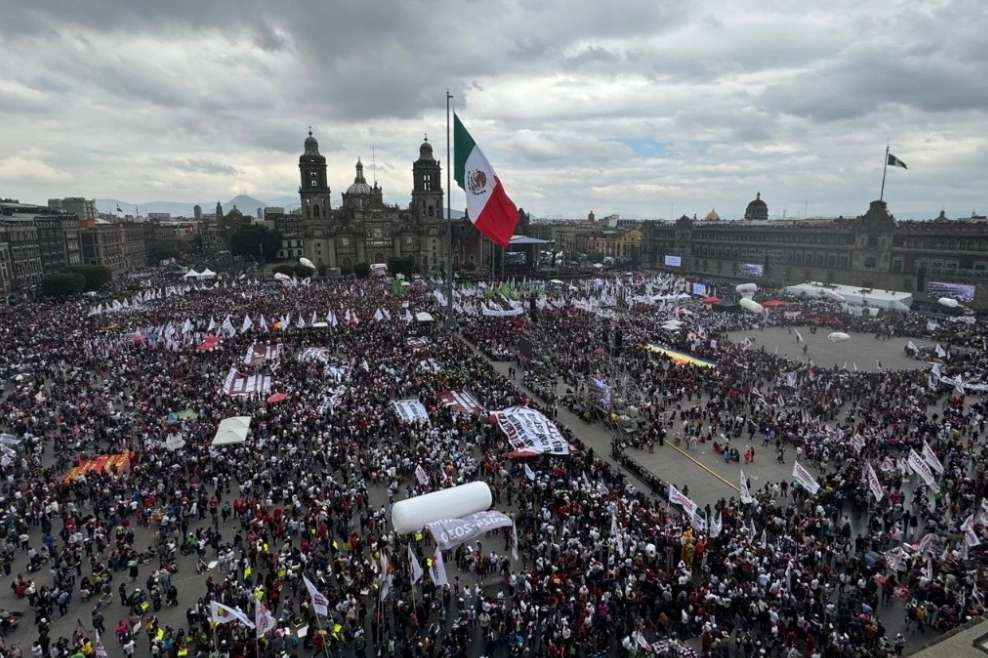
left=299, top=128, right=331, bottom=220
left=411, top=135, right=443, bottom=220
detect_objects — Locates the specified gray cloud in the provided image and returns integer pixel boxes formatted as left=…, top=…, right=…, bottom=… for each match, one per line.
left=0, top=0, right=983, bottom=219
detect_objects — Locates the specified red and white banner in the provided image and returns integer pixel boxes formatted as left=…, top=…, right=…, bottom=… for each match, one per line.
left=222, top=367, right=272, bottom=397
left=492, top=406, right=570, bottom=456
left=439, top=390, right=483, bottom=415
left=908, top=448, right=938, bottom=489
left=792, top=460, right=821, bottom=495
left=244, top=342, right=282, bottom=367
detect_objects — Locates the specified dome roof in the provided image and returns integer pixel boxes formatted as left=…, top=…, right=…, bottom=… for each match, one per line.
left=419, top=135, right=434, bottom=161
left=705, top=209, right=720, bottom=222
left=346, top=159, right=372, bottom=195
left=745, top=192, right=768, bottom=220
left=304, top=128, right=319, bottom=154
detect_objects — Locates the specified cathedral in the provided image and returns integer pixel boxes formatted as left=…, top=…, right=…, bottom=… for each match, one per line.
left=300, top=129, right=480, bottom=272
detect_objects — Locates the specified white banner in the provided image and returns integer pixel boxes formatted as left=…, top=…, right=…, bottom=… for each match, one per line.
left=865, top=462, right=883, bottom=502
left=303, top=576, right=330, bottom=617
left=392, top=399, right=430, bottom=425
left=792, top=460, right=821, bottom=495
left=492, top=407, right=570, bottom=456
left=908, top=448, right=938, bottom=489
left=426, top=510, right=514, bottom=551
left=415, top=464, right=429, bottom=486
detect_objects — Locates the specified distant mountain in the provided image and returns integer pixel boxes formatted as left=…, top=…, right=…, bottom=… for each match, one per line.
left=95, top=195, right=284, bottom=218
left=95, top=197, right=463, bottom=219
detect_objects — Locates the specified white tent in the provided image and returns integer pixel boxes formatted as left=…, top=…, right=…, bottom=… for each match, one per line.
left=199, top=268, right=217, bottom=279
left=212, top=416, right=252, bottom=446
left=183, top=269, right=201, bottom=279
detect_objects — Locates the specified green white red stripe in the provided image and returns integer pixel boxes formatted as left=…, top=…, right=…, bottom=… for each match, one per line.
left=454, top=114, right=518, bottom=247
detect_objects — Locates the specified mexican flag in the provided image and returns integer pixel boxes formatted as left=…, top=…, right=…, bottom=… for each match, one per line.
left=454, top=114, right=519, bottom=247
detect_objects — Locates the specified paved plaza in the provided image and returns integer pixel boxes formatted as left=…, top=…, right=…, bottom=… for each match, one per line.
left=726, top=325, right=933, bottom=372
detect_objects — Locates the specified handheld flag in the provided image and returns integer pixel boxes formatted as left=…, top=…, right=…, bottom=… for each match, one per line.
left=429, top=549, right=449, bottom=587
left=210, top=601, right=255, bottom=628
left=408, top=545, right=423, bottom=585
left=255, top=602, right=276, bottom=638
left=454, top=114, right=519, bottom=247
left=887, top=152, right=908, bottom=169
left=303, top=575, right=330, bottom=617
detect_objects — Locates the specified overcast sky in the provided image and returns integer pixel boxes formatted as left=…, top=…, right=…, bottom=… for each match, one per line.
left=0, top=0, right=985, bottom=219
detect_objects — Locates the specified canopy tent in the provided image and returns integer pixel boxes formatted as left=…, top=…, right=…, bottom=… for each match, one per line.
left=507, top=235, right=551, bottom=246
left=182, top=269, right=202, bottom=279
left=197, top=336, right=221, bottom=352
left=761, top=299, right=785, bottom=309
left=199, top=268, right=217, bottom=279
left=212, top=416, right=252, bottom=446
left=785, top=281, right=912, bottom=311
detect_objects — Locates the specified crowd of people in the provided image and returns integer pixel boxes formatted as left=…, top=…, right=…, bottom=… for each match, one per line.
left=0, top=269, right=984, bottom=658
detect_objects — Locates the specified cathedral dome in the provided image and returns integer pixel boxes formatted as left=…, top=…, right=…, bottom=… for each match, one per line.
left=419, top=136, right=434, bottom=161
left=304, top=129, right=319, bottom=155
left=705, top=209, right=720, bottom=222
left=744, top=192, right=768, bottom=220
left=345, top=159, right=372, bottom=196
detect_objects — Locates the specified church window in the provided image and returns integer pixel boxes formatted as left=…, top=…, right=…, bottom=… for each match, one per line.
left=424, top=176, right=432, bottom=191
left=428, top=205, right=434, bottom=217
left=313, top=205, right=320, bottom=219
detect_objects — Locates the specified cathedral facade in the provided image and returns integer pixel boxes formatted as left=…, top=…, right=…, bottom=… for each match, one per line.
left=300, top=130, right=475, bottom=272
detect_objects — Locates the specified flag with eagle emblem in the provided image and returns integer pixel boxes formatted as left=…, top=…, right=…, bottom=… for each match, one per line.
left=454, top=114, right=519, bottom=247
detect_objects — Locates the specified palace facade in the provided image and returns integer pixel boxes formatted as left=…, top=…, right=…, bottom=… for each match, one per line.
left=642, top=194, right=988, bottom=309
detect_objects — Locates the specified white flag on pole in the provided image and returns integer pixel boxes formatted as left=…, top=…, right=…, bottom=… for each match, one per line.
left=415, top=464, right=429, bottom=486
left=210, top=601, right=255, bottom=628
left=255, top=601, right=276, bottom=638
left=240, top=315, right=253, bottom=334
left=303, top=575, right=330, bottom=617
left=865, top=462, right=884, bottom=502
left=709, top=511, right=722, bottom=538
left=921, top=441, right=944, bottom=475
left=907, top=448, right=938, bottom=489
left=739, top=470, right=753, bottom=504
left=408, top=545, right=423, bottom=584
left=429, top=549, right=449, bottom=587
left=792, top=460, right=821, bottom=495
left=524, top=464, right=536, bottom=481
left=611, top=513, right=624, bottom=556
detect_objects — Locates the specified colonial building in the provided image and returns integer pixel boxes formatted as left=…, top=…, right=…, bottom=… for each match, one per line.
left=298, top=130, right=484, bottom=272
left=641, top=194, right=988, bottom=309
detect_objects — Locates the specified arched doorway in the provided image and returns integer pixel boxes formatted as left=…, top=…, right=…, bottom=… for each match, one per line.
left=374, top=252, right=384, bottom=264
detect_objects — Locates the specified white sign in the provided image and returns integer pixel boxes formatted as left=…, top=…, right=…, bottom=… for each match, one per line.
left=426, top=510, right=514, bottom=550
left=492, top=407, right=570, bottom=456
left=792, top=460, right=821, bottom=495
left=392, top=399, right=430, bottom=425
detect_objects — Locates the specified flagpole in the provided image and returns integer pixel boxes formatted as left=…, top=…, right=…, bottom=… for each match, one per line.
left=879, top=143, right=889, bottom=202
left=445, top=90, right=455, bottom=331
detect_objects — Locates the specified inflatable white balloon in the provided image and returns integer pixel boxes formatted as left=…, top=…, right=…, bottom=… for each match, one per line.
left=736, top=283, right=758, bottom=295
left=821, top=289, right=844, bottom=302
left=739, top=298, right=764, bottom=314
left=299, top=257, right=316, bottom=270
left=938, top=297, right=960, bottom=308
left=391, top=482, right=492, bottom=535
left=273, top=272, right=289, bottom=281
left=828, top=332, right=851, bottom=342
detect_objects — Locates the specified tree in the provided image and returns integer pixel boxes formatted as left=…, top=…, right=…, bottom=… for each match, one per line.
left=41, top=272, right=86, bottom=297
left=353, top=262, right=370, bottom=278
left=66, top=265, right=112, bottom=291
left=229, top=225, right=282, bottom=262
left=386, top=256, right=415, bottom=278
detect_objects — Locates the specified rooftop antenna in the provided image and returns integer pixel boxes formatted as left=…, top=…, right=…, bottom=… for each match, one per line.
left=372, top=145, right=377, bottom=186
